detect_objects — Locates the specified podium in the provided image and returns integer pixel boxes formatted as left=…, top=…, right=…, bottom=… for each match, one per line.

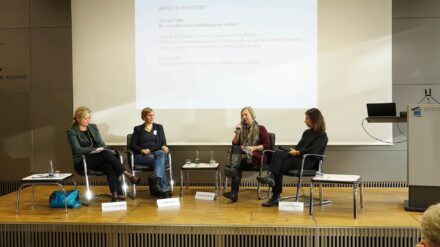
left=367, top=105, right=440, bottom=211
left=405, top=104, right=440, bottom=211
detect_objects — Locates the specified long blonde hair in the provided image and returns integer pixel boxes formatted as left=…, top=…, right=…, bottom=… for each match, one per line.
left=240, top=106, right=259, bottom=146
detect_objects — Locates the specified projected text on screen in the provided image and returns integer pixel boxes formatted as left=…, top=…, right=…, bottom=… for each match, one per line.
left=135, top=0, right=317, bottom=109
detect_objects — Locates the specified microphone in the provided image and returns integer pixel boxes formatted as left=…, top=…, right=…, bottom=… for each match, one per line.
left=235, top=120, right=245, bottom=133
left=241, top=120, right=246, bottom=127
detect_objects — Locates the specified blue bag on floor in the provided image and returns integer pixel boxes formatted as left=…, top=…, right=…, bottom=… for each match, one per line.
left=49, top=189, right=81, bottom=208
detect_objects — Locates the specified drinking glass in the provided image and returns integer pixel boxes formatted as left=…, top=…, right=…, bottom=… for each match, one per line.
left=209, top=151, right=216, bottom=164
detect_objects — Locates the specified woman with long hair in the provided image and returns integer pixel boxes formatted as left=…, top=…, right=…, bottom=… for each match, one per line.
left=223, top=106, right=270, bottom=202
left=257, top=108, right=328, bottom=207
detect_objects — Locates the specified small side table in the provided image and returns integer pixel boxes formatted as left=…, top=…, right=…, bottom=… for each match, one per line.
left=180, top=163, right=221, bottom=197
left=309, top=174, right=364, bottom=219
left=16, top=173, right=76, bottom=214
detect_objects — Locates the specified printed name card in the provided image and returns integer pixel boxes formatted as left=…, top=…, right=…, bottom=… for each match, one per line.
left=157, top=197, right=180, bottom=208
left=195, top=191, right=216, bottom=201
left=278, top=201, right=304, bottom=211
left=101, top=201, right=127, bottom=212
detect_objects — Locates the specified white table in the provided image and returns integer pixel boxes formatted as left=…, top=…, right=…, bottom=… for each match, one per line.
left=309, top=174, right=364, bottom=219
left=180, top=163, right=221, bottom=197
left=16, top=173, right=76, bottom=214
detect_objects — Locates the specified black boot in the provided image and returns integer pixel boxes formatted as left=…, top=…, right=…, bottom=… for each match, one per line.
left=262, top=194, right=280, bottom=207
left=160, top=190, right=173, bottom=199
left=256, top=172, right=275, bottom=187
left=223, top=191, right=238, bottom=202
left=148, top=175, right=163, bottom=197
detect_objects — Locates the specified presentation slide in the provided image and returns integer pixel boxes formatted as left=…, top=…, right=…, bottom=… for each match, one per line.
left=135, top=0, right=317, bottom=109
left=72, top=0, right=392, bottom=145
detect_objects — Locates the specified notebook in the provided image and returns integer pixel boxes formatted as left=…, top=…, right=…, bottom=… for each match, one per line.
left=366, top=103, right=397, bottom=117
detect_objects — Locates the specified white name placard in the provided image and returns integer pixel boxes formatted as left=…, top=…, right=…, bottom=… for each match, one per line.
left=278, top=201, right=304, bottom=211
left=101, top=201, right=127, bottom=212
left=195, top=191, right=216, bottom=201
left=157, top=197, right=180, bottom=208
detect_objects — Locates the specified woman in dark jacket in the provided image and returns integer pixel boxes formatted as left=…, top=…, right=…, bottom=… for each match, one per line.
left=257, top=108, right=328, bottom=207
left=130, top=107, right=171, bottom=198
left=67, top=106, right=140, bottom=202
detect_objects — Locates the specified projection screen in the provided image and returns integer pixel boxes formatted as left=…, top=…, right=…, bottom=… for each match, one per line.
left=72, top=0, right=392, bottom=145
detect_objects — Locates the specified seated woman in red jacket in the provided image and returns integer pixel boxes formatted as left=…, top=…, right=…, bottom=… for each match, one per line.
left=223, top=106, right=270, bottom=202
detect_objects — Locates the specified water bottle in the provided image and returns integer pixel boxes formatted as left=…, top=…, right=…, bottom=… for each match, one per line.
left=318, top=167, right=324, bottom=177
left=49, top=160, right=54, bottom=177
left=195, top=151, right=200, bottom=165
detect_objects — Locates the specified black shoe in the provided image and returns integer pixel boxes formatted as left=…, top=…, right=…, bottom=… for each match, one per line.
left=223, top=191, right=238, bottom=202
left=129, top=176, right=141, bottom=185
left=224, top=166, right=239, bottom=179
left=257, top=173, right=275, bottom=187
left=111, top=197, right=118, bottom=202
left=261, top=195, right=280, bottom=207
left=153, top=178, right=163, bottom=196
left=160, top=190, right=172, bottom=199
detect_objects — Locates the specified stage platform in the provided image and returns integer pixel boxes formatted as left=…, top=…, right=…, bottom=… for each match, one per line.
left=0, top=185, right=422, bottom=247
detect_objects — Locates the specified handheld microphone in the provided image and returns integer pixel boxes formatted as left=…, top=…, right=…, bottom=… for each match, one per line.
left=235, top=120, right=245, bottom=133
left=241, top=120, right=246, bottom=127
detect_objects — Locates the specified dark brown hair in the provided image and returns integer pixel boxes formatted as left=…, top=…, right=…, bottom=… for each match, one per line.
left=306, top=108, right=326, bottom=132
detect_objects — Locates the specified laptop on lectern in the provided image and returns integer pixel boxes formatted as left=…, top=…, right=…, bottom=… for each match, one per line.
left=366, top=103, right=397, bottom=117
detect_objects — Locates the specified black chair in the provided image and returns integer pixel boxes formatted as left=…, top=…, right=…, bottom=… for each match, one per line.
left=282, top=153, right=330, bottom=205
left=73, top=150, right=127, bottom=205
left=224, top=132, right=275, bottom=199
left=126, top=134, right=174, bottom=198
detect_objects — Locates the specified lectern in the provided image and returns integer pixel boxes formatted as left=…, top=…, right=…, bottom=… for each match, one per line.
left=405, top=104, right=440, bottom=211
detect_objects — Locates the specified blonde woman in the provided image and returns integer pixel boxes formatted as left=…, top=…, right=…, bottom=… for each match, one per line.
left=416, top=203, right=440, bottom=247
left=67, top=106, right=140, bottom=202
left=223, top=106, right=270, bottom=202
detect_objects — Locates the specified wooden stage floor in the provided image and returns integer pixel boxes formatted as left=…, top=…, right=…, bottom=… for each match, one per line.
left=0, top=185, right=422, bottom=228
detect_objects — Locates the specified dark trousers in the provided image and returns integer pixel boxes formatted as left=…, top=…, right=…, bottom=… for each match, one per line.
left=231, top=159, right=256, bottom=192
left=229, top=145, right=259, bottom=192
left=75, top=150, right=125, bottom=194
left=269, top=151, right=313, bottom=195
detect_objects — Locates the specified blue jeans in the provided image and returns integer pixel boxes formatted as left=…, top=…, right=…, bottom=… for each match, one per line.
left=134, top=150, right=169, bottom=191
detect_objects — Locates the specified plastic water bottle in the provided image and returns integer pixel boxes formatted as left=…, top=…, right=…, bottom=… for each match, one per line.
left=49, top=160, right=54, bottom=177
left=318, top=167, right=324, bottom=177
left=195, top=151, right=200, bottom=165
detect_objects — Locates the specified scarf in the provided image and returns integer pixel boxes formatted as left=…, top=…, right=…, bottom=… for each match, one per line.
left=240, top=121, right=260, bottom=163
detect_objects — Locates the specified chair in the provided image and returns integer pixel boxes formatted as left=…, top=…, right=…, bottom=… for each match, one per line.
left=224, top=132, right=275, bottom=199
left=126, top=134, right=174, bottom=198
left=73, top=150, right=127, bottom=205
left=282, top=153, right=330, bottom=205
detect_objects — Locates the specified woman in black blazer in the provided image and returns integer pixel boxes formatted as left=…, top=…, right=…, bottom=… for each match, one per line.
left=257, top=108, right=328, bottom=207
left=130, top=107, right=171, bottom=198
left=67, top=106, right=140, bottom=202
